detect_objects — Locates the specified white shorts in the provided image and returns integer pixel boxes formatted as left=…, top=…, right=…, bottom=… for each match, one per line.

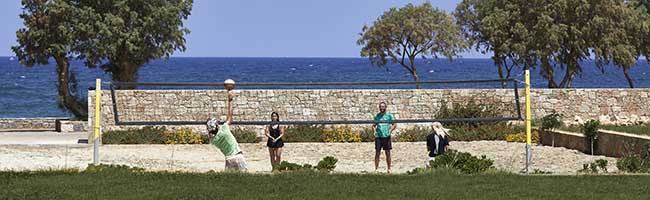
left=225, top=154, right=248, bottom=171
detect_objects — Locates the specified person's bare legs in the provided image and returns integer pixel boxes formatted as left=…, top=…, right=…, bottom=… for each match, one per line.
left=276, top=147, right=283, bottom=164
left=268, top=148, right=275, bottom=166
left=386, top=150, right=391, bottom=174
left=374, top=150, right=381, bottom=171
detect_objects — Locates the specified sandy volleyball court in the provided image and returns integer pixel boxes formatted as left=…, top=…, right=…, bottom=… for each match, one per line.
left=0, top=141, right=618, bottom=174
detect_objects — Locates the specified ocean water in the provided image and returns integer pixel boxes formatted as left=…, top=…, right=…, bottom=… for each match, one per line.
left=1, top=57, right=648, bottom=118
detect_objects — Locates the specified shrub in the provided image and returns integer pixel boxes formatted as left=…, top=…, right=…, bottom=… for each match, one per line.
left=424, top=150, right=494, bottom=174
left=359, top=127, right=375, bottom=142
left=164, top=127, right=203, bottom=144
left=540, top=111, right=563, bottom=131
left=617, top=155, right=650, bottom=173
left=321, top=126, right=361, bottom=143
left=273, top=156, right=338, bottom=172
left=315, top=156, right=338, bottom=172
left=505, top=131, right=540, bottom=144
left=578, top=159, right=608, bottom=174
left=102, top=126, right=167, bottom=144
left=231, top=127, right=260, bottom=143
left=273, top=161, right=313, bottom=172
left=436, top=100, right=516, bottom=141
left=395, top=126, right=429, bottom=142
left=284, top=125, right=325, bottom=142
left=582, top=119, right=600, bottom=155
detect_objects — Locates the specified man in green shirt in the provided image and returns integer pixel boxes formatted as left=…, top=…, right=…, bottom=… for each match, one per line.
left=373, top=102, right=396, bottom=173
left=207, top=90, right=247, bottom=171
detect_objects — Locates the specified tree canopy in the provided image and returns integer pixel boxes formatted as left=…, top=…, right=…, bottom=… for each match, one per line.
left=455, top=0, right=649, bottom=88
left=358, top=2, right=468, bottom=89
left=12, top=0, right=193, bottom=118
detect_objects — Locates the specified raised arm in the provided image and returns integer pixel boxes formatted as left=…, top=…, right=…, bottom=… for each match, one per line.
left=226, top=90, right=234, bottom=125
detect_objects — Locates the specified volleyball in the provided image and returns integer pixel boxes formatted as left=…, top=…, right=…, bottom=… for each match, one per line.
left=224, top=79, right=235, bottom=90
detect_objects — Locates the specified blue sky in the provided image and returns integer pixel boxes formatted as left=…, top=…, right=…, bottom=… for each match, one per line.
left=0, top=0, right=486, bottom=58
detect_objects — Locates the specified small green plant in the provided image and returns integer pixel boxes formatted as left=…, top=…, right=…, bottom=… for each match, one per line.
left=395, top=126, right=429, bottom=142
left=541, top=112, right=563, bottom=147
left=315, top=156, right=338, bottom=172
left=581, top=119, right=600, bottom=155
left=284, top=125, right=325, bottom=142
left=578, top=159, right=608, bottom=174
left=420, top=150, right=494, bottom=174
left=231, top=127, right=260, bottom=143
left=616, top=155, right=650, bottom=173
left=540, top=112, right=563, bottom=132
left=273, top=156, right=338, bottom=173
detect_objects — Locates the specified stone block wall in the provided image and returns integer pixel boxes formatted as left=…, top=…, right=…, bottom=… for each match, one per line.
left=88, top=89, right=650, bottom=134
left=0, top=118, right=61, bottom=130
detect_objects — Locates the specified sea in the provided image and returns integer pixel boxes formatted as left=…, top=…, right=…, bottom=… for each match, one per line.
left=1, top=57, right=648, bottom=118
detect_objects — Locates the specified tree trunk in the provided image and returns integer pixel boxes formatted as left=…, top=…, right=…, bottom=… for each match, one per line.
left=54, top=55, right=88, bottom=118
left=495, top=55, right=506, bottom=89
left=623, top=67, right=635, bottom=88
left=112, top=61, right=139, bottom=89
left=409, top=56, right=421, bottom=89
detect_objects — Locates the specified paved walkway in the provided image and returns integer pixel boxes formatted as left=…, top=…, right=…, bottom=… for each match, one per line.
left=0, top=131, right=87, bottom=145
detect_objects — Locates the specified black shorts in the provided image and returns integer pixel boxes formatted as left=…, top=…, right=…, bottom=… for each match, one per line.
left=375, top=137, right=392, bottom=151
left=267, top=139, right=284, bottom=148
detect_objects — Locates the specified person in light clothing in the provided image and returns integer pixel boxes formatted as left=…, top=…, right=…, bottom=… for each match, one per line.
left=425, top=122, right=450, bottom=168
left=207, top=90, right=247, bottom=171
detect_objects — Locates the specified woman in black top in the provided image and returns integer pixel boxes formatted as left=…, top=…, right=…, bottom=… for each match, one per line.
left=265, top=112, right=285, bottom=167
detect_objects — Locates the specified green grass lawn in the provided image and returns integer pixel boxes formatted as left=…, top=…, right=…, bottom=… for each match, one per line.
left=2, top=169, right=649, bottom=200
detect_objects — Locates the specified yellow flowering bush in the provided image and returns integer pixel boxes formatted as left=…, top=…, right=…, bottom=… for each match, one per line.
left=164, top=127, right=203, bottom=144
left=321, top=126, right=362, bottom=143
left=505, top=130, right=540, bottom=144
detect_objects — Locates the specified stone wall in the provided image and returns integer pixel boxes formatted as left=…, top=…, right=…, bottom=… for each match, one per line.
left=0, top=118, right=61, bottom=130
left=88, top=89, right=650, bottom=134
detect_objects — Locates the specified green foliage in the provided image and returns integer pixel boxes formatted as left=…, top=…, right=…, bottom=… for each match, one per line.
left=617, top=155, right=650, bottom=173
left=358, top=2, right=467, bottom=88
left=582, top=120, right=601, bottom=155
left=540, top=112, right=563, bottom=132
left=395, top=126, right=429, bottom=142
left=103, top=126, right=212, bottom=144
left=578, top=159, right=608, bottom=174
left=455, top=0, right=650, bottom=88
left=420, top=150, right=495, bottom=174
left=436, top=100, right=518, bottom=141
left=273, top=156, right=338, bottom=173
left=84, top=164, right=145, bottom=174
left=231, top=128, right=261, bottom=143
left=102, top=126, right=167, bottom=144
left=316, top=156, right=338, bottom=172
left=284, top=125, right=325, bottom=142
left=359, top=127, right=375, bottom=142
